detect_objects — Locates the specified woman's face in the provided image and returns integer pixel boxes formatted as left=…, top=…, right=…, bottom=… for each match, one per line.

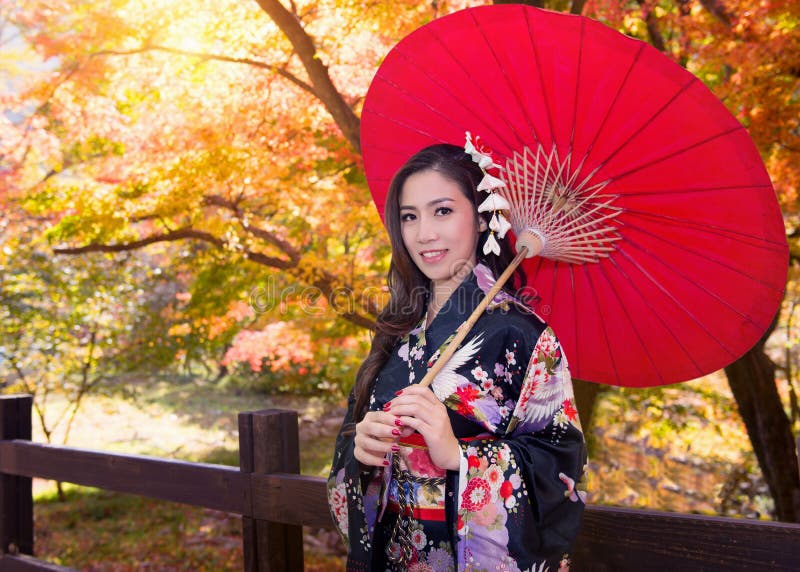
left=399, top=169, right=487, bottom=293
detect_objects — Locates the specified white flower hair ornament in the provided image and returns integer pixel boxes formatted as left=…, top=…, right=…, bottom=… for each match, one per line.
left=465, top=132, right=512, bottom=256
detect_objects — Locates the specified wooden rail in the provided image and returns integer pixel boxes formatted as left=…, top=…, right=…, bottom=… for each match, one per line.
left=1, top=394, right=799, bottom=571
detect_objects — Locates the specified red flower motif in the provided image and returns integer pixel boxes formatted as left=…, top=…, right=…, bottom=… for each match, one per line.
left=467, top=455, right=480, bottom=470
left=500, top=480, right=514, bottom=499
left=562, top=399, right=578, bottom=421
left=457, top=385, right=479, bottom=403
left=461, top=478, right=491, bottom=512
left=457, top=515, right=464, bottom=530
left=456, top=385, right=480, bottom=417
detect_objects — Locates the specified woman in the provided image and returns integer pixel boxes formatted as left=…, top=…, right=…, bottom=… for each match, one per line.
left=328, top=143, right=586, bottom=572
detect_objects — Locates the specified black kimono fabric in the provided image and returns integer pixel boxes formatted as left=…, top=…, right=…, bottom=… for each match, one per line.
left=328, top=263, right=587, bottom=572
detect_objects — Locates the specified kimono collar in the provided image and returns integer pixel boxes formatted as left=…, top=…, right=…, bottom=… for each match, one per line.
left=422, top=263, right=532, bottom=337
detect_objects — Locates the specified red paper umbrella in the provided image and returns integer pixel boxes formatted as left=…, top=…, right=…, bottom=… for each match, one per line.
left=361, top=5, right=788, bottom=387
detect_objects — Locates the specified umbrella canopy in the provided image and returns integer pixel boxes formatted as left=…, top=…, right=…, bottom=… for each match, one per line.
left=361, top=5, right=788, bottom=387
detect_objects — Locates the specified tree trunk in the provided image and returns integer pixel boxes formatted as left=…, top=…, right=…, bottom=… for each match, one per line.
left=573, top=378, right=604, bottom=432
left=254, top=0, right=361, bottom=153
left=724, top=325, right=800, bottom=522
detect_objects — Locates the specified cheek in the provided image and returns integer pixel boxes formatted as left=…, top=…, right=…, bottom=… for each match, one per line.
left=400, top=225, right=415, bottom=253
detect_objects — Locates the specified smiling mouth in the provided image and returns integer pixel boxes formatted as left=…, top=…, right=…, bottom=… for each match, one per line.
left=420, top=250, right=447, bottom=260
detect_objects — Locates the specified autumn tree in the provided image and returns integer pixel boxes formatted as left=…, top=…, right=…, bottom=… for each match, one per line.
left=0, top=234, right=166, bottom=446
left=3, top=0, right=799, bottom=519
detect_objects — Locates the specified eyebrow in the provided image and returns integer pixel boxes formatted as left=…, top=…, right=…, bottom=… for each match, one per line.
left=399, top=197, right=455, bottom=210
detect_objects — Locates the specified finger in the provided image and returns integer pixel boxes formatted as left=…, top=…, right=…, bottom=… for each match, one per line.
left=392, top=386, right=439, bottom=403
left=389, top=399, right=443, bottom=421
left=354, top=435, right=397, bottom=459
left=386, top=390, right=441, bottom=411
left=363, top=410, right=401, bottom=426
left=393, top=414, right=429, bottom=436
left=356, top=415, right=400, bottom=441
left=398, top=425, right=415, bottom=438
left=354, top=447, right=391, bottom=467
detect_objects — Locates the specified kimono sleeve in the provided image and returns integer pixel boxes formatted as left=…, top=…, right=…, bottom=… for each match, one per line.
left=453, top=325, right=587, bottom=571
left=327, top=389, right=358, bottom=544
left=327, top=389, right=382, bottom=561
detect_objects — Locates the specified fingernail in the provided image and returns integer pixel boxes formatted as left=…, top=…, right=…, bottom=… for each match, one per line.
left=395, top=390, right=403, bottom=396
left=392, top=428, right=401, bottom=436
left=391, top=445, right=400, bottom=452
left=394, top=418, right=404, bottom=427
left=383, top=459, right=390, bottom=466
left=382, top=402, right=391, bottom=410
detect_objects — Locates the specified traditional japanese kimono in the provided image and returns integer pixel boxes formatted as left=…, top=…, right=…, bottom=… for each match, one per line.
left=328, top=263, right=587, bottom=572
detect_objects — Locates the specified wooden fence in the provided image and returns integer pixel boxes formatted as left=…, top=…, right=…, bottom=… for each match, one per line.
left=1, top=394, right=799, bottom=571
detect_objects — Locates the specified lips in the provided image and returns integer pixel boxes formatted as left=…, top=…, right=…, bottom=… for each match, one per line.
left=419, top=249, right=448, bottom=263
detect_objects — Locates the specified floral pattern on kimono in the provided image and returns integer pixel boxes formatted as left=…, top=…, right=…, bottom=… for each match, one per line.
left=328, top=263, right=587, bottom=572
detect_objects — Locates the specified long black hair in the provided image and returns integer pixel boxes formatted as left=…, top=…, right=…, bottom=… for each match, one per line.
left=352, top=144, right=526, bottom=421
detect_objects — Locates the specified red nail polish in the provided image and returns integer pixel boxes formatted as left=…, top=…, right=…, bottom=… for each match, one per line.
left=392, top=428, right=401, bottom=436
left=394, top=418, right=404, bottom=427
left=391, top=445, right=400, bottom=452
left=382, top=402, right=391, bottom=410
left=395, top=390, right=403, bottom=396
left=383, top=459, right=390, bottom=466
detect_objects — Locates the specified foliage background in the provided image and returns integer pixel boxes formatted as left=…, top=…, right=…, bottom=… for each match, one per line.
left=1, top=0, right=799, bottom=567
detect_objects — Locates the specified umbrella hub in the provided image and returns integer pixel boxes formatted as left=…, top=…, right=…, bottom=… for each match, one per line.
left=547, top=182, right=582, bottom=217
left=502, top=145, right=622, bottom=265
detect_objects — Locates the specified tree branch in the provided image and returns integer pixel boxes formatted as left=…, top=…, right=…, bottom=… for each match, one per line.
left=202, top=194, right=301, bottom=262
left=570, top=0, right=588, bottom=15
left=50, top=227, right=378, bottom=328
left=93, top=46, right=317, bottom=97
left=698, top=0, right=733, bottom=28
left=253, top=0, right=361, bottom=153
left=54, top=227, right=221, bottom=253
left=638, top=0, right=667, bottom=53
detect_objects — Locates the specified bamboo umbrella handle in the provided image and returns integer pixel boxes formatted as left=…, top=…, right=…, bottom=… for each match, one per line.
left=417, top=246, right=529, bottom=388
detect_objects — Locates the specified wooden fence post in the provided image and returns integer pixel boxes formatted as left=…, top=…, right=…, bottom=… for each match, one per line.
left=0, top=394, right=34, bottom=556
left=239, top=409, right=304, bottom=572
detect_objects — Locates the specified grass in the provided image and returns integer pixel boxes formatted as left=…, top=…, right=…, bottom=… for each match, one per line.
left=30, top=378, right=346, bottom=570
left=35, top=486, right=244, bottom=570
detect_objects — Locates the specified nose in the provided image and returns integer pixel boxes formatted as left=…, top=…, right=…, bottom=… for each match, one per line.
left=416, top=214, right=438, bottom=243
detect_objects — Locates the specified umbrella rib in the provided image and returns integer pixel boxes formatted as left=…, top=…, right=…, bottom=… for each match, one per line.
left=422, top=26, right=526, bottom=151
left=621, top=183, right=773, bottom=197
left=569, top=18, right=585, bottom=154
left=578, top=43, right=647, bottom=170
left=548, top=258, right=560, bottom=324
left=609, top=250, right=705, bottom=377
left=470, top=6, right=538, bottom=148
left=621, top=208, right=788, bottom=251
left=619, top=232, right=768, bottom=327
left=622, top=220, right=785, bottom=294
left=617, top=242, right=739, bottom=357
left=526, top=254, right=546, bottom=311
left=595, top=76, right=697, bottom=171
left=526, top=7, right=557, bottom=150
left=374, top=70, right=516, bottom=152
left=582, top=264, right=621, bottom=385
left=608, top=125, right=745, bottom=183
left=597, top=259, right=665, bottom=385
left=367, top=106, right=459, bottom=144
left=569, top=263, right=579, bottom=378
left=532, top=253, right=545, bottom=285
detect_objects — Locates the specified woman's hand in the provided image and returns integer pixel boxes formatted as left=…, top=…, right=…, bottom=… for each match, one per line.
left=354, top=411, right=402, bottom=467
left=384, top=385, right=461, bottom=471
